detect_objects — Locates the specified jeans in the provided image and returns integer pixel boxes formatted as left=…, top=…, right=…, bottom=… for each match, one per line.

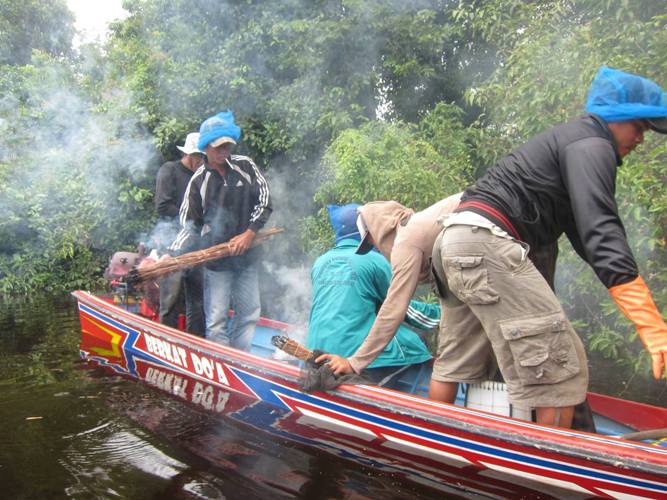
left=204, top=261, right=261, bottom=351
left=363, top=362, right=428, bottom=391
left=159, top=267, right=205, bottom=336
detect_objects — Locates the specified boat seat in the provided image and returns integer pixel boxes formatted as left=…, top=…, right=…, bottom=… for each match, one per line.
left=250, top=323, right=282, bottom=359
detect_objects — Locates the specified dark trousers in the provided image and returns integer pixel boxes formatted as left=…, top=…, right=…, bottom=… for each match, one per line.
left=159, top=267, right=205, bottom=336
left=363, top=362, right=428, bottom=391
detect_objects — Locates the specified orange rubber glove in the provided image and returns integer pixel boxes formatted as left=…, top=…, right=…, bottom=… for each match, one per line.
left=609, top=276, right=667, bottom=379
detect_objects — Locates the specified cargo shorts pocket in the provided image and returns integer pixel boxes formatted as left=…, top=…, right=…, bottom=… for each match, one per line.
left=442, top=255, right=499, bottom=305
left=499, top=313, right=580, bottom=385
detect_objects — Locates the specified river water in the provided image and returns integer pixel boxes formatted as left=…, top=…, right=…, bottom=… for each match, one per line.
left=1, top=294, right=666, bottom=499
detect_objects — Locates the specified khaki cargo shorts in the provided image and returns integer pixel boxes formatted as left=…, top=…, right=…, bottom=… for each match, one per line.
left=431, top=225, right=588, bottom=409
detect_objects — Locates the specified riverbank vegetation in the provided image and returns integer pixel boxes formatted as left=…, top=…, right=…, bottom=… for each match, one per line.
left=1, top=0, right=665, bottom=383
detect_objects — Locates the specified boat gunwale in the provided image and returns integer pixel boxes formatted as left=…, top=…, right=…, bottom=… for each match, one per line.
left=73, top=290, right=667, bottom=478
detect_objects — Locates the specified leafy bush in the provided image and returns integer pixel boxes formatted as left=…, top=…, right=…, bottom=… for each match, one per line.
left=301, top=103, right=474, bottom=254
left=0, top=54, right=156, bottom=297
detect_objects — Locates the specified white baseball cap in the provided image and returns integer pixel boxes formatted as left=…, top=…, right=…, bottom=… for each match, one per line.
left=176, top=132, right=203, bottom=155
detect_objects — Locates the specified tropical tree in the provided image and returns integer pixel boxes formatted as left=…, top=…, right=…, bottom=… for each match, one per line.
left=0, top=0, right=74, bottom=65
left=104, top=0, right=491, bottom=166
left=0, top=52, right=157, bottom=297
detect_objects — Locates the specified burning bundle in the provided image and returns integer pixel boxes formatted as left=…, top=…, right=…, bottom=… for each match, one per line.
left=127, top=227, right=284, bottom=285
left=271, top=335, right=319, bottom=365
left=271, top=335, right=372, bottom=391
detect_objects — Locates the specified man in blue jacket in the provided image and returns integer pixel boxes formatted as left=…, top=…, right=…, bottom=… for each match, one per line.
left=307, top=204, right=437, bottom=387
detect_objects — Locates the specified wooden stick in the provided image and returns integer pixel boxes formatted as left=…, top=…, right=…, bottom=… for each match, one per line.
left=620, top=428, right=667, bottom=442
left=128, top=227, right=284, bottom=284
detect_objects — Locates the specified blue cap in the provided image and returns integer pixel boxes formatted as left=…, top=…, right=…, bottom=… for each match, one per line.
left=585, top=67, right=667, bottom=127
left=327, top=204, right=361, bottom=244
left=198, top=110, right=242, bottom=150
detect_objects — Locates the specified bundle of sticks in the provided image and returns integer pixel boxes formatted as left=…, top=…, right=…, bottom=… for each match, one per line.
left=127, top=227, right=284, bottom=285
left=271, top=335, right=318, bottom=365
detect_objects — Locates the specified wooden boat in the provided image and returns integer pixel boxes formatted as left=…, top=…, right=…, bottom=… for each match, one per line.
left=74, top=290, right=667, bottom=499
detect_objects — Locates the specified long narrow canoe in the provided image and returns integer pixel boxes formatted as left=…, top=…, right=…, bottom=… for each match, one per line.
left=74, top=290, right=667, bottom=499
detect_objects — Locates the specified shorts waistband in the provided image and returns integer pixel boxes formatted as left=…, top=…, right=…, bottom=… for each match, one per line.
left=439, top=211, right=514, bottom=240
left=454, top=200, right=522, bottom=240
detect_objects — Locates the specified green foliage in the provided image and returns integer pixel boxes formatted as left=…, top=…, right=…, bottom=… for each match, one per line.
left=0, top=168, right=106, bottom=296
left=104, top=0, right=485, bottom=166
left=302, top=103, right=474, bottom=254
left=0, top=53, right=156, bottom=298
left=462, top=1, right=666, bottom=140
left=0, top=0, right=74, bottom=65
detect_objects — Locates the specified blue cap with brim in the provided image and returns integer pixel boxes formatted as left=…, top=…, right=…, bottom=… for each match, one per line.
left=585, top=67, right=667, bottom=130
left=355, top=213, right=373, bottom=255
left=198, top=110, right=242, bottom=150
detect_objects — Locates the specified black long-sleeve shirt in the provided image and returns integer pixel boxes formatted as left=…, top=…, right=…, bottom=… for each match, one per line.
left=155, top=160, right=195, bottom=219
left=169, top=155, right=272, bottom=271
left=458, top=113, right=638, bottom=289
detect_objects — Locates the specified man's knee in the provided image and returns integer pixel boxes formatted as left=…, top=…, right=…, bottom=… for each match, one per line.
left=429, top=379, right=458, bottom=404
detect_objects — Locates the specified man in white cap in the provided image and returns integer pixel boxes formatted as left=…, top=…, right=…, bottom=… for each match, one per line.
left=155, top=132, right=205, bottom=335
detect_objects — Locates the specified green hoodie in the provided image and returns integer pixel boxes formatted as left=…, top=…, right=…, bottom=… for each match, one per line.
left=306, top=238, right=433, bottom=368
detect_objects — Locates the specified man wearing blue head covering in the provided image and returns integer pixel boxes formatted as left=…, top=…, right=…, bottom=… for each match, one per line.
left=306, top=204, right=437, bottom=387
left=429, top=67, right=667, bottom=429
left=170, top=111, right=272, bottom=350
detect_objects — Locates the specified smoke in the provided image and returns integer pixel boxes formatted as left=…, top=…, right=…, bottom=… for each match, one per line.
left=261, top=262, right=311, bottom=327
left=255, top=163, right=319, bottom=327
left=1, top=0, right=487, bottom=302
left=0, top=49, right=159, bottom=295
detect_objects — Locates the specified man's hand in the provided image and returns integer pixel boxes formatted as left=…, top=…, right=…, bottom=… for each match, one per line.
left=229, top=229, right=256, bottom=256
left=314, top=353, right=355, bottom=376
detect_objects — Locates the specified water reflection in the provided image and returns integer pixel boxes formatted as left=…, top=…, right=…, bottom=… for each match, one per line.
left=60, top=419, right=191, bottom=497
left=98, top=376, right=461, bottom=499
left=0, top=296, right=194, bottom=498
left=0, top=296, right=455, bottom=498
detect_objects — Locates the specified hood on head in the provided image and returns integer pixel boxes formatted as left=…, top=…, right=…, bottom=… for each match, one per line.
left=585, top=66, right=667, bottom=124
left=357, top=201, right=414, bottom=259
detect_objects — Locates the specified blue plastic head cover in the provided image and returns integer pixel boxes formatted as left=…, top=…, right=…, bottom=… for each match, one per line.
left=585, top=66, right=667, bottom=123
left=198, top=110, right=242, bottom=150
left=327, top=204, right=362, bottom=244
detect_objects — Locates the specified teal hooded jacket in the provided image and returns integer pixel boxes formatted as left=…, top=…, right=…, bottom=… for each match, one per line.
left=307, top=238, right=434, bottom=369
